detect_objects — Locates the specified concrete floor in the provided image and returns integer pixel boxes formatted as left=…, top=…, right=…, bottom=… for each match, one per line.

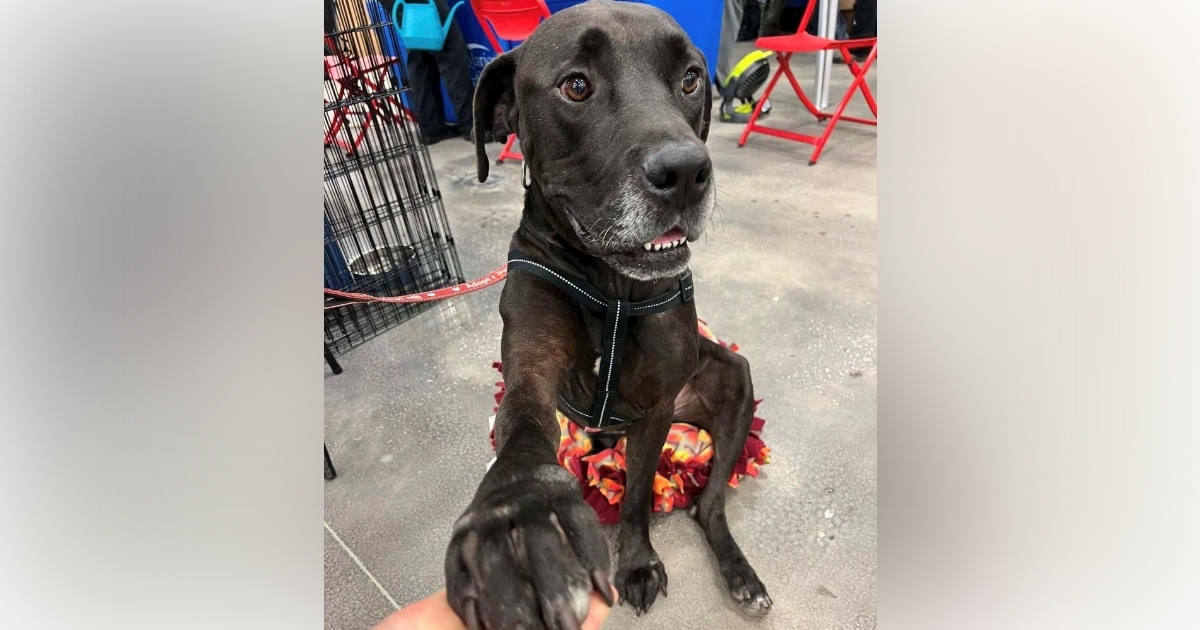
left=325, top=45, right=876, bottom=630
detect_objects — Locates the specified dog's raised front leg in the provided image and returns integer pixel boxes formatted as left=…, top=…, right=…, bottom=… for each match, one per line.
left=614, top=408, right=673, bottom=615
left=675, top=336, right=772, bottom=616
left=444, top=284, right=613, bottom=630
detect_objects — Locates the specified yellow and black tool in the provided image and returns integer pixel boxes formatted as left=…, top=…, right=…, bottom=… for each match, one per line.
left=719, top=51, right=773, bottom=123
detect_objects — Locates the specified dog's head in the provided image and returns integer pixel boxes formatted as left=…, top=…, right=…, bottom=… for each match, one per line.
left=473, top=1, right=714, bottom=281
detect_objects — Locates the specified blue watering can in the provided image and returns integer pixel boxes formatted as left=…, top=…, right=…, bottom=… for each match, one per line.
left=391, top=0, right=465, bottom=52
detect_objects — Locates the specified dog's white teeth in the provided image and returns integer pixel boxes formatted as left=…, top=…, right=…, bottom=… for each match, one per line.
left=647, top=239, right=686, bottom=252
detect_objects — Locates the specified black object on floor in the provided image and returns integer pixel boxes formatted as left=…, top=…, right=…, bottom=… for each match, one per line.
left=325, top=343, right=343, bottom=375
left=325, top=344, right=341, bottom=481
left=325, top=443, right=337, bottom=481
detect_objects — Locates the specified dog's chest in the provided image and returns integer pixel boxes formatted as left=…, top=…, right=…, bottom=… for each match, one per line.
left=566, top=305, right=698, bottom=417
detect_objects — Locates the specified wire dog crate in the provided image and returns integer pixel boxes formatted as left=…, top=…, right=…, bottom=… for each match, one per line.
left=324, top=0, right=465, bottom=357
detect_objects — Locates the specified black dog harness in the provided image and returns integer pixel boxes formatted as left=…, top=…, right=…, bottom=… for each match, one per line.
left=506, top=252, right=694, bottom=429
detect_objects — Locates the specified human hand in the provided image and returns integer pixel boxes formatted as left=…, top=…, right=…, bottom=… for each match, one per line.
left=371, top=586, right=617, bottom=630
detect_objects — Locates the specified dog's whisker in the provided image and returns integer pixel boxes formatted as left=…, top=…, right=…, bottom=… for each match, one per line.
left=583, top=216, right=609, bottom=246
left=597, top=223, right=618, bottom=250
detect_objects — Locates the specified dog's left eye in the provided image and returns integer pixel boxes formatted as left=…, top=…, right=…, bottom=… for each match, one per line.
left=681, top=70, right=700, bottom=94
left=560, top=75, right=593, bottom=102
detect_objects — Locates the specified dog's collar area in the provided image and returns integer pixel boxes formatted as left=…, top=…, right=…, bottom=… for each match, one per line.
left=506, top=252, right=694, bottom=429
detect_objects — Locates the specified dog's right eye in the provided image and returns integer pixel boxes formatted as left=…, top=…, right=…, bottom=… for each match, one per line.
left=560, top=75, right=593, bottom=102
left=681, top=69, right=700, bottom=94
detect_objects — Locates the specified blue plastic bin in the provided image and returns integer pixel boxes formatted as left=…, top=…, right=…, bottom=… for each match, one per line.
left=632, top=0, right=722, bottom=79
left=417, top=0, right=726, bottom=125
left=540, top=0, right=722, bottom=78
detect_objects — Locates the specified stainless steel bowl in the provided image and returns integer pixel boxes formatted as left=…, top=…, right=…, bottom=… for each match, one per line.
left=347, top=245, right=415, bottom=277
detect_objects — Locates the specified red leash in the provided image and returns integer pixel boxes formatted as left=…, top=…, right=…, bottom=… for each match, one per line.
left=324, top=264, right=509, bottom=310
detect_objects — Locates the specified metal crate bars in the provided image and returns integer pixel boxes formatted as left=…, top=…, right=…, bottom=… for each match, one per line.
left=324, top=0, right=464, bottom=356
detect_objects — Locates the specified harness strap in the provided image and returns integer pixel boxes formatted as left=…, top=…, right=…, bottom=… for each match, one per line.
left=506, top=252, right=694, bottom=428
left=592, top=298, right=626, bottom=424
left=506, top=257, right=608, bottom=312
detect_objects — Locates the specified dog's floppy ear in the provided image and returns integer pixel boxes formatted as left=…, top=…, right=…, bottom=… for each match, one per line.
left=472, top=51, right=519, bottom=183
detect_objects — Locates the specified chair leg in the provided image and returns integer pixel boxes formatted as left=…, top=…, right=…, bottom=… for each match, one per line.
left=324, top=443, right=337, bottom=480
left=739, top=53, right=790, bottom=146
left=842, top=48, right=878, bottom=117
left=325, top=103, right=345, bottom=147
left=347, top=105, right=375, bottom=155
left=741, top=45, right=877, bottom=164
left=809, top=45, right=877, bottom=165
left=325, top=343, right=343, bottom=375
left=497, top=134, right=523, bottom=163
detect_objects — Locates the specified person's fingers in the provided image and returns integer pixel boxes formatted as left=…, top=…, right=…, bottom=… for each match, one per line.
left=371, top=589, right=465, bottom=630
left=580, top=585, right=618, bottom=630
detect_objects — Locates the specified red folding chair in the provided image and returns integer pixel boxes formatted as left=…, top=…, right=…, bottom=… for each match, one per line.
left=324, top=35, right=415, bottom=156
left=737, top=2, right=877, bottom=165
left=469, top=0, right=551, bottom=164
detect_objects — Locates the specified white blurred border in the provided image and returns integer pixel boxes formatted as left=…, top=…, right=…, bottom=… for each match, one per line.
left=0, top=1, right=320, bottom=628
left=879, top=0, right=1200, bottom=627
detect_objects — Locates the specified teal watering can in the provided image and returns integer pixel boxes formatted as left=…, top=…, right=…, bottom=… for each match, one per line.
left=391, top=0, right=465, bottom=52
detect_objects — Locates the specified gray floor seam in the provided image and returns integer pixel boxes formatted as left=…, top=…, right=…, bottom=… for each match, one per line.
left=325, top=521, right=401, bottom=611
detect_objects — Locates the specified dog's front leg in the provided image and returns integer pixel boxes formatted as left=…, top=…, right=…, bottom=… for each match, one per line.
left=614, top=409, right=674, bottom=615
left=677, top=336, right=772, bottom=616
left=444, top=290, right=613, bottom=630
left=444, top=381, right=613, bottom=630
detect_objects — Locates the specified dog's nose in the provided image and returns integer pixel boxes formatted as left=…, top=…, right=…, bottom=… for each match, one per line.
left=641, top=142, right=712, bottom=206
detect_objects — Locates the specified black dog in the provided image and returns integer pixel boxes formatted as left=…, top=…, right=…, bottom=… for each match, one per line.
left=444, top=3, right=770, bottom=628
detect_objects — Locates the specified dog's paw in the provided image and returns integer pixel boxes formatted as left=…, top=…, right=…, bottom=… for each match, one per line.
left=615, top=555, right=668, bottom=616
left=444, top=465, right=613, bottom=630
left=722, top=559, right=772, bottom=617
